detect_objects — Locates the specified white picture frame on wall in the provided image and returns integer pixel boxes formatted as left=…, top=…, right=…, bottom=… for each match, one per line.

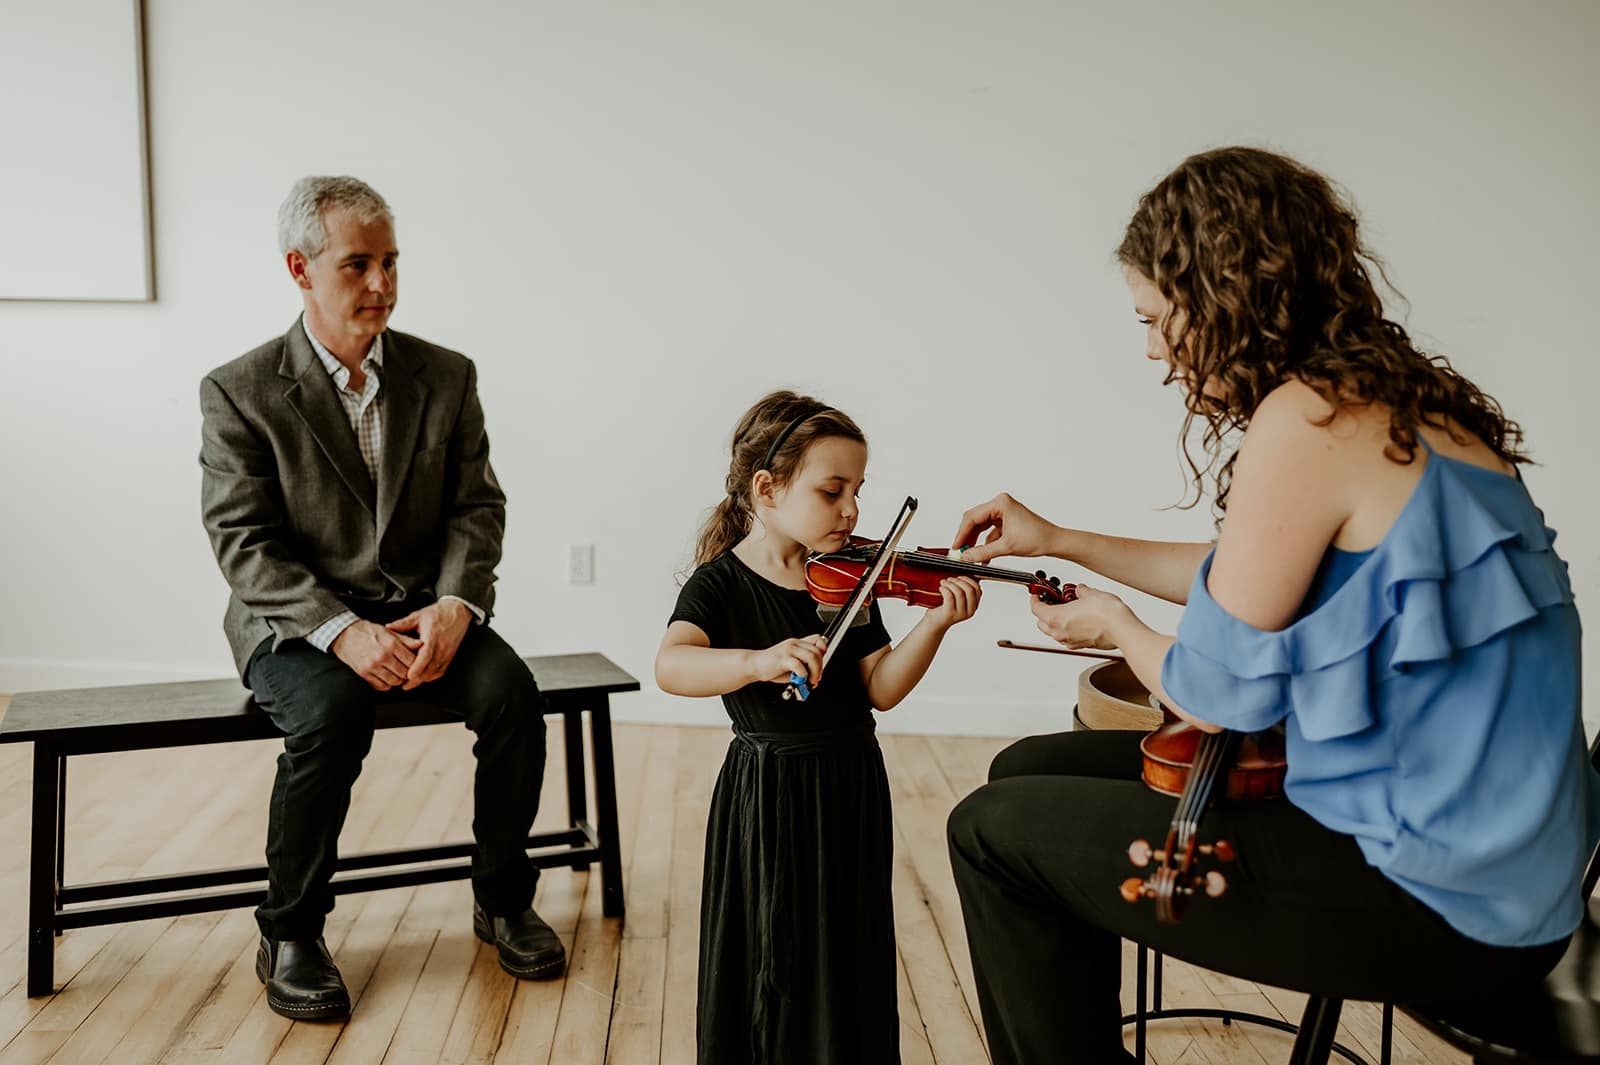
left=0, top=0, right=153, bottom=302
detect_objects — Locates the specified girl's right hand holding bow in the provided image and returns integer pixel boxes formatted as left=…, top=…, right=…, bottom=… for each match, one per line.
left=750, top=635, right=828, bottom=688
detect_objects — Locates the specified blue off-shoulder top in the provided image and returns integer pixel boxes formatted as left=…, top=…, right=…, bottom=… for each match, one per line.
left=1161, top=440, right=1600, bottom=947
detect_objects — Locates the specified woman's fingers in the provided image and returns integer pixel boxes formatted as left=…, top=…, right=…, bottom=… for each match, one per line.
left=1031, top=595, right=1070, bottom=641
left=953, top=530, right=1001, bottom=566
left=950, top=499, right=1000, bottom=553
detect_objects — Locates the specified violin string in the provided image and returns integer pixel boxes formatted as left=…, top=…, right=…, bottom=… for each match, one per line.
left=1197, top=734, right=1223, bottom=812
left=1173, top=748, right=1196, bottom=852
left=1191, top=732, right=1233, bottom=850
left=1180, top=732, right=1224, bottom=852
left=1181, top=749, right=1208, bottom=850
left=1191, top=743, right=1213, bottom=847
left=903, top=551, right=1052, bottom=585
left=1181, top=735, right=1208, bottom=826
left=827, top=546, right=1064, bottom=590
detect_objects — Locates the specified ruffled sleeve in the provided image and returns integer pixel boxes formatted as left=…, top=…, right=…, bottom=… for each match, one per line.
left=1160, top=460, right=1574, bottom=742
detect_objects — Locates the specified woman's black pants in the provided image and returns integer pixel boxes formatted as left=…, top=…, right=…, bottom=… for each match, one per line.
left=946, top=729, right=1567, bottom=1065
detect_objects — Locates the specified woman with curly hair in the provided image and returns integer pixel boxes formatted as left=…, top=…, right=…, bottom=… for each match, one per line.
left=945, top=147, right=1600, bottom=1064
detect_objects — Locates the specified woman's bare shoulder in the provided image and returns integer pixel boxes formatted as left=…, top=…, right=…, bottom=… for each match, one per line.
left=1247, top=380, right=1397, bottom=461
left=1241, top=380, right=1350, bottom=461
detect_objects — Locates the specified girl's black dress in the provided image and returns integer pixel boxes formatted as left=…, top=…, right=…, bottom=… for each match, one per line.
left=671, top=550, right=900, bottom=1065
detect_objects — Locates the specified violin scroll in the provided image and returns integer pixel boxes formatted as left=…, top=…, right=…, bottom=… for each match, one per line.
left=1123, top=828, right=1235, bottom=921
left=1120, top=724, right=1277, bottom=924
left=1119, top=870, right=1229, bottom=905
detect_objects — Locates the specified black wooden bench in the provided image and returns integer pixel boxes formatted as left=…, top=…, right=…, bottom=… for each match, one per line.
left=0, top=651, right=639, bottom=998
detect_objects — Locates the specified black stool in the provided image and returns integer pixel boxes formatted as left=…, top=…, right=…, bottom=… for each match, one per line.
left=1400, top=894, right=1600, bottom=1063
left=1288, top=729, right=1600, bottom=1065
left=1123, top=945, right=1391, bottom=1065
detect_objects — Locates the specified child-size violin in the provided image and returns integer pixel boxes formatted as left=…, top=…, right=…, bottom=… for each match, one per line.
left=804, top=535, right=1076, bottom=608
left=783, top=501, right=1072, bottom=702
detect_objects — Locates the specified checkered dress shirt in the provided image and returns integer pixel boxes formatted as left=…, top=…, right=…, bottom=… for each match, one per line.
left=300, top=319, right=482, bottom=651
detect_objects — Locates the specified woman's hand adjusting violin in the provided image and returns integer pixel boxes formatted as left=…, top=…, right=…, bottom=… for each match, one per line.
left=1030, top=585, right=1135, bottom=652
left=950, top=493, right=1063, bottom=564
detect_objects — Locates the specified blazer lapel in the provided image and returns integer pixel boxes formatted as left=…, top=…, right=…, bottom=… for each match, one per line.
left=279, top=320, right=376, bottom=515
left=376, top=331, right=428, bottom=537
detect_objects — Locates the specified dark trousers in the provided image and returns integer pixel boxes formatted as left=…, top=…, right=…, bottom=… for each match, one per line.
left=245, top=621, right=548, bottom=941
left=946, top=730, right=1568, bottom=1065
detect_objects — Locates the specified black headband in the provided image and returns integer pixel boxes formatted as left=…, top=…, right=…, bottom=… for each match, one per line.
left=759, top=407, right=833, bottom=473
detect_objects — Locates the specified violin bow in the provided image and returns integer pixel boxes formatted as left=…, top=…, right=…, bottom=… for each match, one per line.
left=996, top=639, right=1125, bottom=661
left=784, top=495, right=918, bottom=701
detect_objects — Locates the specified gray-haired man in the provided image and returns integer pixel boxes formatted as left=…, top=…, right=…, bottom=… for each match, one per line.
left=199, top=176, right=561, bottom=1021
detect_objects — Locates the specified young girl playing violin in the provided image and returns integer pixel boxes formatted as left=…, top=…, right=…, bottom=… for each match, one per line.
left=656, top=390, right=982, bottom=1065
left=945, top=147, right=1600, bottom=1064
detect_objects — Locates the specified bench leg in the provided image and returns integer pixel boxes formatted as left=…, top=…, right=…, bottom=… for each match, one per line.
left=587, top=699, right=625, bottom=918
left=28, top=742, right=61, bottom=997
left=564, top=708, right=588, bottom=813
left=55, top=758, right=66, bottom=935
left=563, top=709, right=589, bottom=870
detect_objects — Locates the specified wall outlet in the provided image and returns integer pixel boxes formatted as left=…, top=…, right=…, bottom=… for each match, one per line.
left=568, top=543, right=595, bottom=584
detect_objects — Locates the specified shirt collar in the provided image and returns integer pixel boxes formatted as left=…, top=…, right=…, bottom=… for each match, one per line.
left=302, top=316, right=384, bottom=380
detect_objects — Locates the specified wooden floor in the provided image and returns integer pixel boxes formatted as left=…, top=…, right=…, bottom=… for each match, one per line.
left=0, top=695, right=1467, bottom=1064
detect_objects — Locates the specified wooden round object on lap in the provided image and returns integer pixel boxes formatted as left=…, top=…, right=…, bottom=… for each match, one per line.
left=1075, top=659, right=1165, bottom=732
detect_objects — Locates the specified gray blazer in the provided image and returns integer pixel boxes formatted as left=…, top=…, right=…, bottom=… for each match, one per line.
left=200, top=319, right=507, bottom=677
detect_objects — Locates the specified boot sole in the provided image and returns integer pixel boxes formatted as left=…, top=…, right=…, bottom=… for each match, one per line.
left=255, top=945, right=351, bottom=1021
left=473, top=916, right=567, bottom=980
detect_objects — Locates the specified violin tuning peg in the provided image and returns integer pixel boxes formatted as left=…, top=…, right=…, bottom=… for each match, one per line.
left=1119, top=877, right=1149, bottom=904
left=1204, top=871, right=1228, bottom=898
left=1049, top=575, right=1060, bottom=586
left=1211, top=839, right=1236, bottom=862
left=1127, top=840, right=1152, bottom=867
left=1035, top=569, right=1047, bottom=581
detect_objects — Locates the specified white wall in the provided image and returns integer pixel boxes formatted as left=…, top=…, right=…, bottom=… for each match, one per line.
left=0, top=0, right=152, bottom=300
left=2, top=1, right=1596, bottom=737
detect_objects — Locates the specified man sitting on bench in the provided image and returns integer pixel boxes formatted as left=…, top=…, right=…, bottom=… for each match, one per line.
left=198, top=175, right=562, bottom=1022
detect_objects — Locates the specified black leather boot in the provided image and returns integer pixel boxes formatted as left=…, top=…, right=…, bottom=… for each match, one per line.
left=473, top=902, right=566, bottom=979
left=255, top=935, right=351, bottom=1020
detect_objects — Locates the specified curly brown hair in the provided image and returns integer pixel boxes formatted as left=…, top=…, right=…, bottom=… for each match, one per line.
left=690, top=390, right=867, bottom=569
left=1117, top=146, right=1526, bottom=512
